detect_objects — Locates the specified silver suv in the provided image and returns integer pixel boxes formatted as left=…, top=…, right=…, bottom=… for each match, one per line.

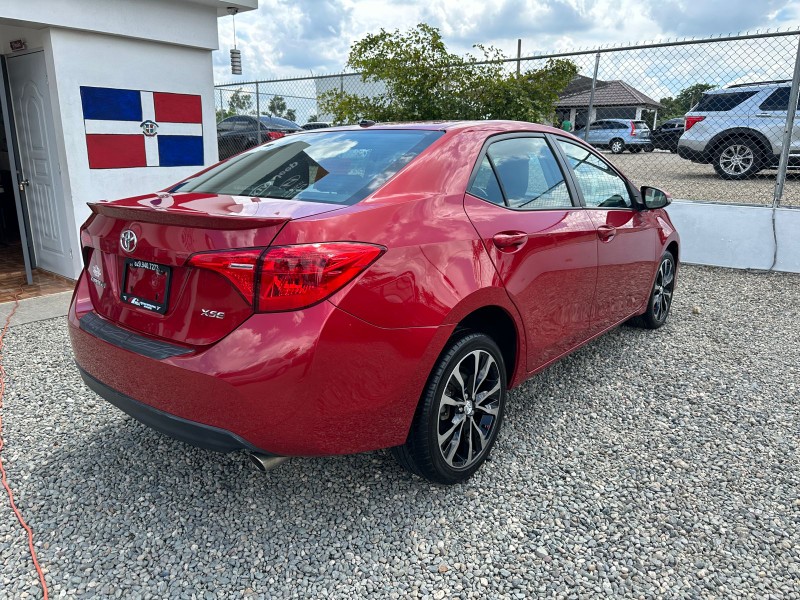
left=677, top=80, right=799, bottom=179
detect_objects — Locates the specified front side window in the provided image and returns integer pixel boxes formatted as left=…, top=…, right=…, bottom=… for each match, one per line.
left=557, top=140, right=632, bottom=209
left=484, top=137, right=573, bottom=210
left=759, top=87, right=800, bottom=111
left=174, top=129, right=444, bottom=206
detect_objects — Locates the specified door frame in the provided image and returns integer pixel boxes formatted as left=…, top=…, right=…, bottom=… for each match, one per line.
left=0, top=54, right=34, bottom=285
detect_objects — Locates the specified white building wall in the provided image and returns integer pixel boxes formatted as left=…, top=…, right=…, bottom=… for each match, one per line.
left=46, top=27, right=219, bottom=277
left=0, top=0, right=221, bottom=50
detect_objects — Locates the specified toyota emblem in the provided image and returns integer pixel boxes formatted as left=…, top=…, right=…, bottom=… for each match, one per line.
left=120, top=229, right=138, bottom=253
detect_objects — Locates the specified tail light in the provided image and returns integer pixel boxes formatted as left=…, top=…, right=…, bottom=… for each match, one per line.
left=80, top=220, right=95, bottom=268
left=684, top=116, right=705, bottom=131
left=188, top=248, right=263, bottom=302
left=188, top=243, right=385, bottom=311
left=266, top=131, right=286, bottom=141
left=630, top=121, right=637, bottom=137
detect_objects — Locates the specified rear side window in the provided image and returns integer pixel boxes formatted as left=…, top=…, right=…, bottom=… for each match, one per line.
left=692, top=91, right=757, bottom=112
left=175, top=130, right=444, bottom=205
left=468, top=157, right=504, bottom=205
left=484, top=137, right=573, bottom=210
left=609, top=121, right=627, bottom=129
left=759, top=87, right=800, bottom=111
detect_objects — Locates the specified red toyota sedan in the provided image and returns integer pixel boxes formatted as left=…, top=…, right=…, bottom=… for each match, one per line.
left=69, top=121, right=679, bottom=484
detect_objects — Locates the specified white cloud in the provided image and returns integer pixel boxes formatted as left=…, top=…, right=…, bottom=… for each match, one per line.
left=214, top=0, right=798, bottom=82
left=212, top=0, right=800, bottom=124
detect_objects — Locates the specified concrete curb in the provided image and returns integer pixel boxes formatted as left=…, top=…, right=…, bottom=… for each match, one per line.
left=0, top=291, right=73, bottom=328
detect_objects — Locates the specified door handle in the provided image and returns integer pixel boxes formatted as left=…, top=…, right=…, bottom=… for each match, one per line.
left=18, top=178, right=29, bottom=192
left=754, top=113, right=773, bottom=118
left=492, top=231, right=528, bottom=252
left=597, top=225, right=616, bottom=242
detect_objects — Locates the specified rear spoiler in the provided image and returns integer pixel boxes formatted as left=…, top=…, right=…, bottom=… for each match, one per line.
left=88, top=203, right=290, bottom=230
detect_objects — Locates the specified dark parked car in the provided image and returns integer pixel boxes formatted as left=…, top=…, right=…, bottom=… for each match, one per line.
left=71, top=121, right=679, bottom=484
left=651, top=118, right=685, bottom=152
left=217, top=115, right=301, bottom=159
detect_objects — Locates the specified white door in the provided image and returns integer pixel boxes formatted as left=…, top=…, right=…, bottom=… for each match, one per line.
left=7, top=51, right=72, bottom=277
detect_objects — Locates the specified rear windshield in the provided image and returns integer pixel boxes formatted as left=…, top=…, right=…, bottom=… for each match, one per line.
left=692, top=91, right=757, bottom=112
left=633, top=121, right=650, bottom=129
left=174, top=129, right=444, bottom=205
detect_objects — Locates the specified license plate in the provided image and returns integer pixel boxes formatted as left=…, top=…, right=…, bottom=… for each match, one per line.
left=121, top=259, right=171, bottom=314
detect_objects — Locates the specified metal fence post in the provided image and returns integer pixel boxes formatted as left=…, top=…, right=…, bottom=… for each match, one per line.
left=583, top=52, right=601, bottom=140
left=255, top=82, right=262, bottom=144
left=773, top=34, right=800, bottom=208
left=516, top=39, right=522, bottom=75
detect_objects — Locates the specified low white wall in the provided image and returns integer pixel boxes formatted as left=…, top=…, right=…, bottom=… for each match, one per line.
left=666, top=200, right=800, bottom=273
left=45, top=28, right=219, bottom=277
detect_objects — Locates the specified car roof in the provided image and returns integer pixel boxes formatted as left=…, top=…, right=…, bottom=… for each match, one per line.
left=708, top=81, right=790, bottom=93
left=258, top=115, right=301, bottom=128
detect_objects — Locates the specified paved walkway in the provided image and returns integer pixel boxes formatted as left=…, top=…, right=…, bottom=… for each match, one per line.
left=0, top=290, right=72, bottom=328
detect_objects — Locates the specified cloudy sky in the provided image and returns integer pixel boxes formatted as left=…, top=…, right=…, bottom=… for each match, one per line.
left=213, top=0, right=800, bottom=83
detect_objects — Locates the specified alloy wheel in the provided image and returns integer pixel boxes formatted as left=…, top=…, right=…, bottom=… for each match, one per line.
left=611, top=140, right=624, bottom=153
left=437, top=349, right=502, bottom=470
left=719, top=144, right=754, bottom=176
left=652, top=257, right=675, bottom=322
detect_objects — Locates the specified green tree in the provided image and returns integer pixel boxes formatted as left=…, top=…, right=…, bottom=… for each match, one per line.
left=266, top=96, right=297, bottom=122
left=659, top=83, right=715, bottom=121
left=319, top=24, right=577, bottom=124
left=216, top=88, right=254, bottom=121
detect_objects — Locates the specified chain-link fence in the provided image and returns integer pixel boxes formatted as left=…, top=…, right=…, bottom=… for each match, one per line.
left=215, top=30, right=800, bottom=206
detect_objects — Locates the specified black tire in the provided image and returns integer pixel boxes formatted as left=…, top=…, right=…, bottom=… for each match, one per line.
left=629, top=252, right=676, bottom=329
left=609, top=138, right=625, bottom=154
left=630, top=146, right=642, bottom=153
left=712, top=137, right=763, bottom=180
left=391, top=332, right=507, bottom=485
left=643, top=145, right=654, bottom=153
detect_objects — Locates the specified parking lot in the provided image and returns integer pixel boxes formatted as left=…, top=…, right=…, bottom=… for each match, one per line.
left=0, top=265, right=798, bottom=599
left=605, top=150, right=800, bottom=207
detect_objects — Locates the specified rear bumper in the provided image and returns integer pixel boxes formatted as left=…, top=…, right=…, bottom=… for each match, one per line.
left=78, top=366, right=268, bottom=454
left=69, top=272, right=446, bottom=456
left=677, top=144, right=709, bottom=163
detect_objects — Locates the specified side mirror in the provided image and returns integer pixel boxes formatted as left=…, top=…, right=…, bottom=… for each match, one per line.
left=641, top=186, right=671, bottom=209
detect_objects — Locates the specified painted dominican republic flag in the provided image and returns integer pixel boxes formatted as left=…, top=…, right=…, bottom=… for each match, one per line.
left=80, top=86, right=204, bottom=169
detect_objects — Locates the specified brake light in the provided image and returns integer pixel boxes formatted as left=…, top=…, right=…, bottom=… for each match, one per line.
left=266, top=131, right=286, bottom=141
left=684, top=116, right=705, bottom=131
left=188, top=248, right=263, bottom=303
left=188, top=243, right=385, bottom=311
left=630, top=121, right=637, bottom=136
left=258, top=243, right=385, bottom=312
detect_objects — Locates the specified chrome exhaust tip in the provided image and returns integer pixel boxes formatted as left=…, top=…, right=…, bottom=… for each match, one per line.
left=247, top=453, right=288, bottom=473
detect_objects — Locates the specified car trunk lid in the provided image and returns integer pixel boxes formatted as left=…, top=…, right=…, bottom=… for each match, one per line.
left=82, top=192, right=344, bottom=347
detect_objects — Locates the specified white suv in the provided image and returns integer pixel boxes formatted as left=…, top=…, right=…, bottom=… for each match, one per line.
left=677, top=81, right=799, bottom=179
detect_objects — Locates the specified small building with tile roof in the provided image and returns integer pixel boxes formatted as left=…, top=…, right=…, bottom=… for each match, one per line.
left=555, top=78, right=663, bottom=130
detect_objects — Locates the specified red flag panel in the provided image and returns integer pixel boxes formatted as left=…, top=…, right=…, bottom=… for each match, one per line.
left=86, top=134, right=146, bottom=169
left=153, top=92, right=202, bottom=123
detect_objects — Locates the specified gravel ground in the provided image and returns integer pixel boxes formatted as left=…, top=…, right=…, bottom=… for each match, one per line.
left=602, top=150, right=800, bottom=207
left=1, top=265, right=798, bottom=599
